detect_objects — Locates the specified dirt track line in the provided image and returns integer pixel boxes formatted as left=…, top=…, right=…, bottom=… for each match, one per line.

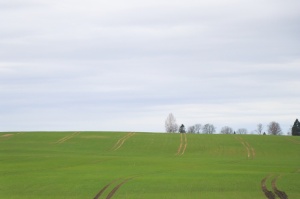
left=93, top=177, right=134, bottom=199
left=271, top=176, right=288, bottom=199
left=176, top=133, right=183, bottom=155
left=113, top=133, right=135, bottom=151
left=176, top=133, right=187, bottom=156
left=57, top=132, right=80, bottom=144
left=242, top=141, right=251, bottom=158
left=0, top=134, right=14, bottom=142
left=106, top=177, right=133, bottom=199
left=251, top=146, right=256, bottom=157
left=1, top=134, right=14, bottom=138
left=112, top=133, right=135, bottom=151
left=235, top=137, right=250, bottom=158
left=56, top=133, right=75, bottom=143
left=285, top=138, right=300, bottom=144
left=245, top=141, right=256, bottom=158
left=261, top=176, right=276, bottom=199
left=235, top=137, right=255, bottom=159
left=181, top=133, right=187, bottom=155
left=56, top=132, right=80, bottom=144
left=112, top=133, right=133, bottom=149
left=93, top=178, right=121, bottom=199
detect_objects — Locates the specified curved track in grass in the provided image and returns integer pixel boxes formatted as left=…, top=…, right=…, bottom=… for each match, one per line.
left=176, top=133, right=187, bottom=156
left=0, top=134, right=14, bottom=142
left=93, top=177, right=134, bottom=199
left=235, top=136, right=255, bottom=159
left=271, top=176, right=288, bottom=199
left=93, top=179, right=120, bottom=199
left=111, top=132, right=135, bottom=151
left=105, top=177, right=133, bottom=199
left=285, top=138, right=300, bottom=144
left=261, top=176, right=276, bottom=199
left=55, top=132, right=80, bottom=144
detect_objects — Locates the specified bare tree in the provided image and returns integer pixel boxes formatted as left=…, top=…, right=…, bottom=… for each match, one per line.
left=256, top=123, right=264, bottom=135
left=236, top=128, right=248, bottom=134
left=187, top=125, right=196, bottom=134
left=287, top=125, right=293, bottom=136
left=202, top=123, right=216, bottom=134
left=220, top=126, right=233, bottom=134
left=194, top=124, right=202, bottom=134
left=187, top=124, right=202, bottom=134
left=165, top=113, right=178, bottom=133
left=267, top=121, right=282, bottom=135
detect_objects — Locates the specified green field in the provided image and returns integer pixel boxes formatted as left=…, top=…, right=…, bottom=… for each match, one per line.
left=0, top=132, right=299, bottom=199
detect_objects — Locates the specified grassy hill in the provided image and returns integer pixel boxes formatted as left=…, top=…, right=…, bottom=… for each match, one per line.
left=0, top=132, right=299, bottom=199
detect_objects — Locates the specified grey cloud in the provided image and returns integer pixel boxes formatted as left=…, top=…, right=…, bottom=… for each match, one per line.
left=0, top=0, right=299, bottom=132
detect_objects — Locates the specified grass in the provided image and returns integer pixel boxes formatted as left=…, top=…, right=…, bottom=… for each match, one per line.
left=0, top=132, right=299, bottom=198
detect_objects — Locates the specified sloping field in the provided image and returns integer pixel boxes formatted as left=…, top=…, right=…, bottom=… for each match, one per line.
left=0, top=132, right=299, bottom=199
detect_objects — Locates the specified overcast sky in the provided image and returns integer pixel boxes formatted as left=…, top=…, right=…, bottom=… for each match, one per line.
left=1, top=0, right=299, bottom=133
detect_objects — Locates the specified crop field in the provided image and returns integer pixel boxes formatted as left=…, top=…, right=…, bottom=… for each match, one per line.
left=0, top=132, right=299, bottom=199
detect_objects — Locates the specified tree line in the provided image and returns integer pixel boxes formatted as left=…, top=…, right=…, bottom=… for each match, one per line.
left=165, top=113, right=299, bottom=135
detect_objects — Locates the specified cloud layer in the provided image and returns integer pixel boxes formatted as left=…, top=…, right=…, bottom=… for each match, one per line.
left=1, top=0, right=300, bottom=133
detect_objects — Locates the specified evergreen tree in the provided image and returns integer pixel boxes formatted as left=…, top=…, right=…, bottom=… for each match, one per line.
left=292, top=119, right=300, bottom=136
left=179, top=124, right=186, bottom=133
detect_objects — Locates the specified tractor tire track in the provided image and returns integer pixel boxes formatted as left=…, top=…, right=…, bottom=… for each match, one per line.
left=112, top=133, right=132, bottom=149
left=106, top=177, right=133, bottom=199
left=261, top=176, right=276, bottom=199
left=235, top=136, right=255, bottom=159
left=176, top=133, right=183, bottom=155
left=176, top=133, right=187, bottom=156
left=55, top=132, right=80, bottom=144
left=272, top=176, right=288, bottom=199
left=111, top=133, right=135, bottom=151
left=1, top=134, right=13, bottom=138
left=235, top=137, right=250, bottom=158
left=181, top=133, right=187, bottom=155
left=93, top=177, right=134, bottom=199
left=93, top=178, right=121, bottom=199
left=0, top=134, right=14, bottom=142
left=245, top=141, right=256, bottom=158
left=285, top=138, right=300, bottom=144
left=242, top=140, right=251, bottom=158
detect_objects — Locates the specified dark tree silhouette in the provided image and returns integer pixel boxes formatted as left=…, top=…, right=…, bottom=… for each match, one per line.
left=179, top=124, right=186, bottom=133
left=292, top=119, right=300, bottom=136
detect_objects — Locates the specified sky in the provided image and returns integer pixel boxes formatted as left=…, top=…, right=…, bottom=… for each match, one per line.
left=0, top=0, right=300, bottom=133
